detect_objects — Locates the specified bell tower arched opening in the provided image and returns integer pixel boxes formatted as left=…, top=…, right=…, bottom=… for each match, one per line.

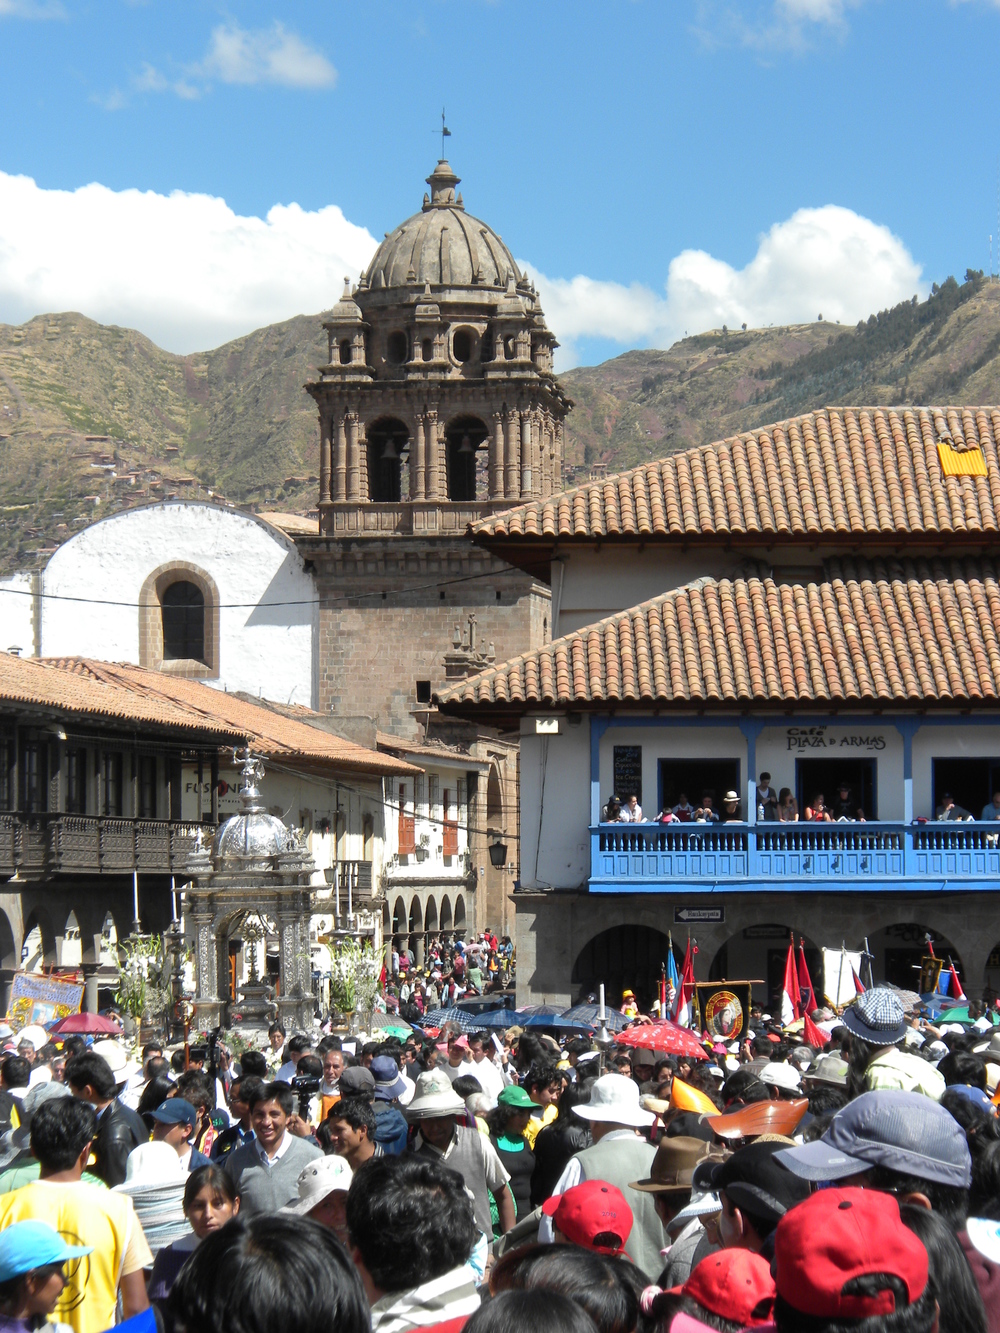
left=445, top=415, right=489, bottom=502
left=367, top=417, right=410, bottom=503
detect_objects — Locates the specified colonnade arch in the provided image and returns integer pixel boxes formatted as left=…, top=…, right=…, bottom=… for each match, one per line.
left=388, top=889, right=470, bottom=963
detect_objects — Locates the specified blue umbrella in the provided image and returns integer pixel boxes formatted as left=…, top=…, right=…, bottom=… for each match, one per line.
left=475, top=1008, right=522, bottom=1029
left=517, top=1012, right=593, bottom=1031
left=561, top=1004, right=631, bottom=1033
left=419, top=1007, right=484, bottom=1032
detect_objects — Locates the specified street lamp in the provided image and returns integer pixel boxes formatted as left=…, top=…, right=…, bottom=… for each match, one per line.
left=488, top=838, right=507, bottom=869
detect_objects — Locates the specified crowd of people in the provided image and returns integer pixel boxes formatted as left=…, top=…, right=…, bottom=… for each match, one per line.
left=383, top=932, right=515, bottom=1017
left=603, top=772, right=1000, bottom=826
left=2, top=981, right=1000, bottom=1331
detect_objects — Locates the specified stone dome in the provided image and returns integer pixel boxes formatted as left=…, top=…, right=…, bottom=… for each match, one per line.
left=362, top=161, right=521, bottom=292
left=211, top=755, right=293, bottom=872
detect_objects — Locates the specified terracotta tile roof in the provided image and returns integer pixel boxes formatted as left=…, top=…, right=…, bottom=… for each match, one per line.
left=435, top=558, right=1000, bottom=715
left=473, top=407, right=1000, bottom=547
left=0, top=653, right=239, bottom=738
left=36, top=659, right=420, bottom=777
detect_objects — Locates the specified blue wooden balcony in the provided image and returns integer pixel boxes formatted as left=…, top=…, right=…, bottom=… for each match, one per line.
left=589, top=822, right=1000, bottom=894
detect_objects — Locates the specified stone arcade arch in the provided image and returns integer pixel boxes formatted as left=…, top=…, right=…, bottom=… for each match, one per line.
left=571, top=924, right=672, bottom=1012
left=440, top=895, right=453, bottom=935
left=21, top=908, right=57, bottom=973
left=424, top=897, right=439, bottom=937
left=408, top=895, right=424, bottom=965
left=392, top=896, right=408, bottom=951
left=454, top=894, right=467, bottom=939
left=708, top=925, right=822, bottom=1014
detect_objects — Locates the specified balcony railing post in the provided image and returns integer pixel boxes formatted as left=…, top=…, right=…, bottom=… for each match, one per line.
left=904, top=824, right=915, bottom=879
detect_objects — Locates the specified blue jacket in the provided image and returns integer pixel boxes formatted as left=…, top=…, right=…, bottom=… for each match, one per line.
left=373, top=1101, right=408, bottom=1155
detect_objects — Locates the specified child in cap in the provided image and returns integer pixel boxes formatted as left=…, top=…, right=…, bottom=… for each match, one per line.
left=0, top=1219, right=92, bottom=1333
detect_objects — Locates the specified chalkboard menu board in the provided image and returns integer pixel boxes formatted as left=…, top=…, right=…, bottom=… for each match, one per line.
left=613, top=745, right=642, bottom=805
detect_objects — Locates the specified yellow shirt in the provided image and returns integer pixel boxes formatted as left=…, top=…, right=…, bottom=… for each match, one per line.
left=523, top=1102, right=558, bottom=1149
left=0, top=1179, right=152, bottom=1333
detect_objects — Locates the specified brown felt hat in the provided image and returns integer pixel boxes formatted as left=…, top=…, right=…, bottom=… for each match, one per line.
left=707, top=1098, right=809, bottom=1143
left=631, top=1136, right=725, bottom=1193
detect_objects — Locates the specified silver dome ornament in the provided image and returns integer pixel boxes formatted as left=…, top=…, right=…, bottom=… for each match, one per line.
left=210, top=751, right=292, bottom=872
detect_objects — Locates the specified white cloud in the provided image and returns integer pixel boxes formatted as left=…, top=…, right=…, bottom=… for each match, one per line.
left=96, top=21, right=335, bottom=109
left=525, top=206, right=925, bottom=369
left=0, top=171, right=377, bottom=353
left=0, top=0, right=64, bottom=15
left=0, top=173, right=922, bottom=372
left=693, top=0, right=862, bottom=52
left=197, top=22, right=336, bottom=88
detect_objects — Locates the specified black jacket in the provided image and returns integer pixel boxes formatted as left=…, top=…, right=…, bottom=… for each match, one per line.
left=92, top=1098, right=148, bottom=1186
left=530, top=1116, right=591, bottom=1206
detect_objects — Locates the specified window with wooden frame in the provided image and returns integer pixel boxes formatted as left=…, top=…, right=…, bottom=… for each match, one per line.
left=138, top=754, right=157, bottom=820
left=66, top=748, right=88, bottom=814
left=442, top=787, right=459, bottom=858
left=397, top=781, right=415, bottom=857
left=102, top=752, right=123, bottom=817
left=20, top=740, right=48, bottom=814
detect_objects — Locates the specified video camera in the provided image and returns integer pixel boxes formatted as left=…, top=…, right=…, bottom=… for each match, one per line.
left=289, top=1074, right=321, bottom=1120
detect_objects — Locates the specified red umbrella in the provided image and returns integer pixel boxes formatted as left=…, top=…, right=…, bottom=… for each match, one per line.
left=615, top=1020, right=708, bottom=1060
left=48, top=1013, right=122, bottom=1036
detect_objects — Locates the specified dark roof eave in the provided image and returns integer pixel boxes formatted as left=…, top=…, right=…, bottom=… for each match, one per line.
left=435, top=694, right=994, bottom=722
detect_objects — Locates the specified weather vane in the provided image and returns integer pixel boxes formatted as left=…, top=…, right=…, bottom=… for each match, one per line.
left=440, top=107, right=451, bottom=158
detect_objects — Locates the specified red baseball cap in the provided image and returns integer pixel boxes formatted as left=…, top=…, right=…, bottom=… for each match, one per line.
left=774, top=1188, right=928, bottom=1320
left=541, top=1181, right=633, bottom=1255
left=674, top=1250, right=775, bottom=1327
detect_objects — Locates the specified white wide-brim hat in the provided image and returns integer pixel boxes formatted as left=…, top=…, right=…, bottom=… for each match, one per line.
left=406, top=1069, right=467, bottom=1119
left=91, top=1039, right=141, bottom=1082
left=574, top=1073, right=655, bottom=1128
left=280, top=1155, right=353, bottom=1216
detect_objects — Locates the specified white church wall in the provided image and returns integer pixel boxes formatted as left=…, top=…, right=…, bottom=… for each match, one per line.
left=40, top=502, right=317, bottom=707
left=0, top=573, right=35, bottom=657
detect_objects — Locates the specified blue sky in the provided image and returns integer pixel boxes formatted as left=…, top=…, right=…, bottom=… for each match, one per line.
left=1, top=0, right=999, bottom=366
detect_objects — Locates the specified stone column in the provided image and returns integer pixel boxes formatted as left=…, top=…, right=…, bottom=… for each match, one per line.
left=347, top=413, right=360, bottom=502
left=319, top=413, right=332, bottom=504
left=490, top=411, right=504, bottom=500
left=333, top=414, right=347, bottom=502
left=555, top=420, right=565, bottom=487
left=504, top=411, right=519, bottom=499
left=410, top=415, right=425, bottom=501
left=520, top=413, right=532, bottom=497
left=425, top=410, right=440, bottom=500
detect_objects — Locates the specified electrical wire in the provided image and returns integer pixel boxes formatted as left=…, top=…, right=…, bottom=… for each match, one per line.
left=0, top=564, right=525, bottom=610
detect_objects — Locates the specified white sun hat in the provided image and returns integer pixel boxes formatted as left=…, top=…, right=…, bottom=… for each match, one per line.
left=574, top=1073, right=655, bottom=1128
left=405, top=1068, right=467, bottom=1119
left=281, top=1155, right=353, bottom=1217
left=90, top=1039, right=140, bottom=1083
left=760, top=1062, right=802, bottom=1093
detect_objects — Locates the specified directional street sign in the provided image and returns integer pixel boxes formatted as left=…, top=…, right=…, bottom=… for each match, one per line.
left=674, top=906, right=725, bottom=924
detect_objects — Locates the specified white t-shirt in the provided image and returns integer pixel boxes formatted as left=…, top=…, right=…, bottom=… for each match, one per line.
left=439, top=1059, right=478, bottom=1085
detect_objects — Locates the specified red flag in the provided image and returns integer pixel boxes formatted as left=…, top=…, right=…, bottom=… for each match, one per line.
left=803, top=1012, right=830, bottom=1048
left=781, top=942, right=801, bottom=1026
left=852, top=965, right=866, bottom=995
left=677, top=938, right=697, bottom=1028
left=949, top=962, right=966, bottom=1001
left=797, top=940, right=815, bottom=1015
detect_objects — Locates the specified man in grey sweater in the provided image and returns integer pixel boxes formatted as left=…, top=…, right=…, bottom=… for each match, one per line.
left=224, top=1081, right=322, bottom=1216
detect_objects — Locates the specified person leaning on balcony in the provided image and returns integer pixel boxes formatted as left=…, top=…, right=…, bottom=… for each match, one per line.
left=937, top=792, right=974, bottom=821
left=601, top=795, right=622, bottom=822
left=672, top=793, right=695, bottom=820
left=694, top=795, right=719, bottom=823
left=721, top=791, right=742, bottom=822
left=619, top=794, right=644, bottom=822
left=776, top=788, right=799, bottom=821
left=755, top=773, right=779, bottom=819
left=805, top=793, right=833, bottom=822
left=832, top=783, right=866, bottom=821
left=981, top=792, right=1000, bottom=820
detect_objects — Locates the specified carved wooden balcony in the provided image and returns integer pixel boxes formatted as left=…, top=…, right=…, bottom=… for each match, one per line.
left=0, top=813, right=201, bottom=877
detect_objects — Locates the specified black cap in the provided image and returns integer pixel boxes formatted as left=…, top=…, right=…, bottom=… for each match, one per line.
left=708, top=1141, right=811, bottom=1232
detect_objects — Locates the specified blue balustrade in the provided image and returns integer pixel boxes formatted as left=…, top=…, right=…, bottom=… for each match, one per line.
left=589, top=821, right=1000, bottom=892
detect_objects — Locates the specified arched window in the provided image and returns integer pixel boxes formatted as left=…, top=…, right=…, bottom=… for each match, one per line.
left=366, top=417, right=410, bottom=503
left=386, top=331, right=408, bottom=365
left=161, top=581, right=205, bottom=661
left=444, top=415, right=490, bottom=502
left=339, top=339, right=351, bottom=365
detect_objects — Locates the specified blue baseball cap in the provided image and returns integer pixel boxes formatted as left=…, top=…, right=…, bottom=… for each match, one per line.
left=149, top=1098, right=198, bottom=1128
left=0, top=1220, right=92, bottom=1283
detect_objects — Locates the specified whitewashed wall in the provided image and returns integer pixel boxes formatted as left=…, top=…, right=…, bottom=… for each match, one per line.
left=519, top=720, right=590, bottom=889
left=39, top=502, right=317, bottom=707
left=385, top=765, right=470, bottom=881
left=0, top=573, right=35, bottom=657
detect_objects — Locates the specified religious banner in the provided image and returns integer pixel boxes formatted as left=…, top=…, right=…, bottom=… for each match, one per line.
left=6, top=974, right=83, bottom=1032
left=918, top=955, right=944, bottom=996
left=822, top=948, right=864, bottom=1008
left=695, top=982, right=752, bottom=1040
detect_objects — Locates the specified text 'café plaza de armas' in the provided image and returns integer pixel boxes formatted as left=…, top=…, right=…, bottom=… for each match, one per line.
left=7, top=156, right=1000, bottom=1015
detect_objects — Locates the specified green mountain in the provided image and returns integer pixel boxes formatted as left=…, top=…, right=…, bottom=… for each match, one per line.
left=559, top=271, right=1000, bottom=478
left=1, top=271, right=999, bottom=572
